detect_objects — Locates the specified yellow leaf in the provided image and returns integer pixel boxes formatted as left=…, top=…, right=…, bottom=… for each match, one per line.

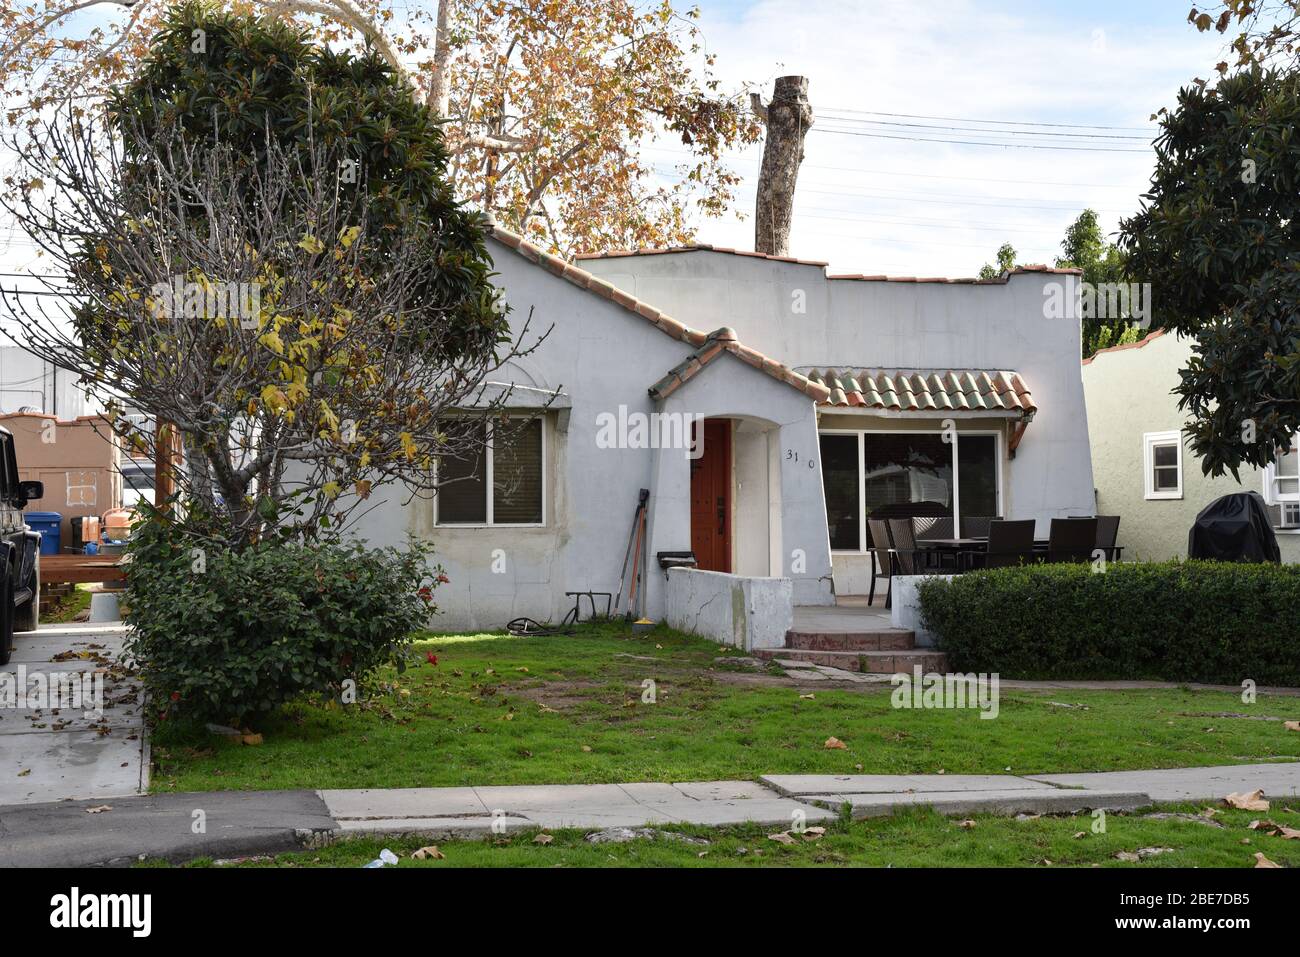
left=338, top=225, right=361, bottom=248
left=824, top=736, right=847, bottom=750
left=298, top=234, right=325, bottom=255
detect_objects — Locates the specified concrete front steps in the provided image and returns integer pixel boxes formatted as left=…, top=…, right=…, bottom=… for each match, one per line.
left=754, top=627, right=948, bottom=674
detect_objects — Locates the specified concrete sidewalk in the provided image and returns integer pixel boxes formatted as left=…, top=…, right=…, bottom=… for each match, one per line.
left=2, top=762, right=1297, bottom=866
left=1, top=623, right=146, bottom=806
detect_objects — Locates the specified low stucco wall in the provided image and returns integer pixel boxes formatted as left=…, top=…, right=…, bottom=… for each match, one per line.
left=890, top=574, right=954, bottom=649
left=664, top=567, right=792, bottom=650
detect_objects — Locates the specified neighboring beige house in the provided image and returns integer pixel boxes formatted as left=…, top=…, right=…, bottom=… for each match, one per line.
left=1081, top=329, right=1300, bottom=563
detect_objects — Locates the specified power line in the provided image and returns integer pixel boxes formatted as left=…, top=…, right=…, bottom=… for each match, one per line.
left=819, top=114, right=1150, bottom=142
left=811, top=126, right=1152, bottom=153
left=819, top=106, right=1154, bottom=133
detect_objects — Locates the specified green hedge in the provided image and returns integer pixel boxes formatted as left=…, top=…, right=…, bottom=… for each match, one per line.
left=917, top=561, right=1300, bottom=685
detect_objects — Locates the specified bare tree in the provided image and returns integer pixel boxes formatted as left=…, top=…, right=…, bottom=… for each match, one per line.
left=0, top=100, right=543, bottom=546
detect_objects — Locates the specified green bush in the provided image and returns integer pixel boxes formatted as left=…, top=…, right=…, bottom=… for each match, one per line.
left=918, top=561, right=1300, bottom=685
left=124, top=518, right=441, bottom=726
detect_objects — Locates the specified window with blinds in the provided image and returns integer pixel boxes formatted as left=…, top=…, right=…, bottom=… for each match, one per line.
left=436, top=417, right=544, bottom=525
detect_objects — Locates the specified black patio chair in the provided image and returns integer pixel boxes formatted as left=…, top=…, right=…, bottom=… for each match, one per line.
left=888, top=517, right=925, bottom=579
left=914, top=515, right=953, bottom=540
left=961, top=515, right=1002, bottom=538
left=966, top=519, right=1036, bottom=570
left=867, top=518, right=893, bottom=608
left=1095, top=515, right=1121, bottom=560
left=1048, top=517, right=1098, bottom=563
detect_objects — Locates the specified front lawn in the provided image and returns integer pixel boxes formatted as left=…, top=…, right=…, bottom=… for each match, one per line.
left=150, top=621, right=1300, bottom=793
left=149, top=799, right=1300, bottom=869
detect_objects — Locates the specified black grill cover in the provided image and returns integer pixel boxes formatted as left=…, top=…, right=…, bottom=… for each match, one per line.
left=1187, top=491, right=1281, bottom=563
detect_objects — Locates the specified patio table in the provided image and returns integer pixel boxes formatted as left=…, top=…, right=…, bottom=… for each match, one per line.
left=916, top=536, right=1123, bottom=570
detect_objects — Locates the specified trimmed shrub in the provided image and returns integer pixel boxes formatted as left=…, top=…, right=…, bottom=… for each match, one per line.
left=124, top=519, right=441, bottom=726
left=918, top=560, right=1300, bottom=685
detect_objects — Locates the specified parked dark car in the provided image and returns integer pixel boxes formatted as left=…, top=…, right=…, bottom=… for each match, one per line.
left=0, top=425, right=44, bottom=665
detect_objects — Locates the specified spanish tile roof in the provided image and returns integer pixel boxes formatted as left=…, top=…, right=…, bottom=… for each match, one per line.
left=1080, top=328, right=1167, bottom=365
left=647, top=328, right=831, bottom=402
left=804, top=368, right=1036, bottom=414
left=487, top=225, right=829, bottom=403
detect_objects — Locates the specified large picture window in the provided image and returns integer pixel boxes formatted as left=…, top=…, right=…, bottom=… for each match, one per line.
left=436, top=418, right=544, bottom=526
left=819, top=428, right=1001, bottom=552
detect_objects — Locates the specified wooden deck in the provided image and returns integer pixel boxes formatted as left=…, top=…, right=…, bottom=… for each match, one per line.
left=38, top=553, right=126, bottom=584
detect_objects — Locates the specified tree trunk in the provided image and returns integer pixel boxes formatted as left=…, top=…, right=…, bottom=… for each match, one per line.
left=754, top=76, right=813, bottom=258
left=429, top=0, right=453, bottom=118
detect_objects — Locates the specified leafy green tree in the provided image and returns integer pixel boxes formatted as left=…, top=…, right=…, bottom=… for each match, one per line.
left=977, top=242, right=1017, bottom=280
left=1119, top=65, right=1300, bottom=478
left=1055, top=209, right=1138, bottom=356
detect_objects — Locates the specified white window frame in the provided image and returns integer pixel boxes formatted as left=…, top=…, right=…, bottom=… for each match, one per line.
left=818, top=427, right=1004, bottom=554
left=434, top=416, right=547, bottom=528
left=1142, top=430, right=1183, bottom=501
left=1263, top=435, right=1300, bottom=527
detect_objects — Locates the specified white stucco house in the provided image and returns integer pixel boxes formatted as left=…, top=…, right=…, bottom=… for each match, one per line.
left=1081, top=328, right=1300, bottom=563
left=362, top=226, right=1097, bottom=643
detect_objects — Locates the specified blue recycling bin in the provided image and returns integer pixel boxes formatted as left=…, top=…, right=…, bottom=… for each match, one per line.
left=25, top=511, right=62, bottom=555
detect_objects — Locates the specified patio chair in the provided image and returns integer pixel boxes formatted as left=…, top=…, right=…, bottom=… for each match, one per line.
left=867, top=518, right=893, bottom=608
left=961, top=515, right=1002, bottom=538
left=1095, top=515, right=1121, bottom=560
left=968, top=519, right=1036, bottom=570
left=1048, top=517, right=1097, bottom=563
left=913, top=515, right=953, bottom=540
left=888, top=517, right=924, bottom=579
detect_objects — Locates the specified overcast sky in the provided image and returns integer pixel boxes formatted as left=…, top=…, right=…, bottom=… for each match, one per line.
left=680, top=0, right=1228, bottom=276
left=0, top=0, right=1233, bottom=284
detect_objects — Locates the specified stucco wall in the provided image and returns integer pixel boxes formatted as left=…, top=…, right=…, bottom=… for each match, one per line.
left=663, top=566, right=792, bottom=650
left=582, top=251, right=1096, bottom=537
left=353, top=237, right=832, bottom=632
left=1081, top=331, right=1300, bottom=563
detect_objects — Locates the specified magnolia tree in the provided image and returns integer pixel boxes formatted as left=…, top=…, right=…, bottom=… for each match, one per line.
left=1, top=9, right=542, bottom=546
left=1, top=0, right=760, bottom=257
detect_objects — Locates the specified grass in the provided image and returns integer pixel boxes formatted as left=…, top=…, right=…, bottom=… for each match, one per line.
left=40, top=584, right=92, bottom=624
left=144, top=799, right=1300, bottom=869
left=149, top=621, right=1300, bottom=793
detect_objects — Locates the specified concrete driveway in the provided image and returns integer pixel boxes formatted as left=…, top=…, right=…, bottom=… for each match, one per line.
left=1, top=622, right=147, bottom=805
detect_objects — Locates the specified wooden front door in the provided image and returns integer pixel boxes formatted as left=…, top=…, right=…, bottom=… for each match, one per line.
left=690, top=419, right=731, bottom=573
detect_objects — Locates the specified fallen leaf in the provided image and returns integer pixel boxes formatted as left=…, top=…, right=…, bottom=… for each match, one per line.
left=767, top=831, right=797, bottom=845
left=957, top=819, right=976, bottom=830
left=17, top=769, right=30, bottom=777
left=1073, top=831, right=1088, bottom=839
left=86, top=805, right=112, bottom=814
left=410, top=845, right=445, bottom=860
left=240, top=733, right=264, bottom=746
left=581, top=745, right=592, bottom=753
left=799, top=693, right=815, bottom=700
left=515, top=667, right=529, bottom=672
left=1249, top=819, right=1300, bottom=839
left=1285, top=721, right=1300, bottom=732
left=533, top=833, right=553, bottom=845
left=1115, top=851, right=1140, bottom=862
left=1254, top=851, right=1281, bottom=868
left=1225, top=789, right=1269, bottom=811
left=801, top=826, right=827, bottom=841
left=823, top=736, right=847, bottom=750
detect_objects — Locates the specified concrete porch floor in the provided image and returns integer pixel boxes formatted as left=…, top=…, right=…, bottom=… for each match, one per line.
left=791, top=595, right=900, bottom=634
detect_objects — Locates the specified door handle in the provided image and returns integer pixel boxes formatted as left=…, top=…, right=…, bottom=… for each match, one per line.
left=717, top=496, right=725, bottom=535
